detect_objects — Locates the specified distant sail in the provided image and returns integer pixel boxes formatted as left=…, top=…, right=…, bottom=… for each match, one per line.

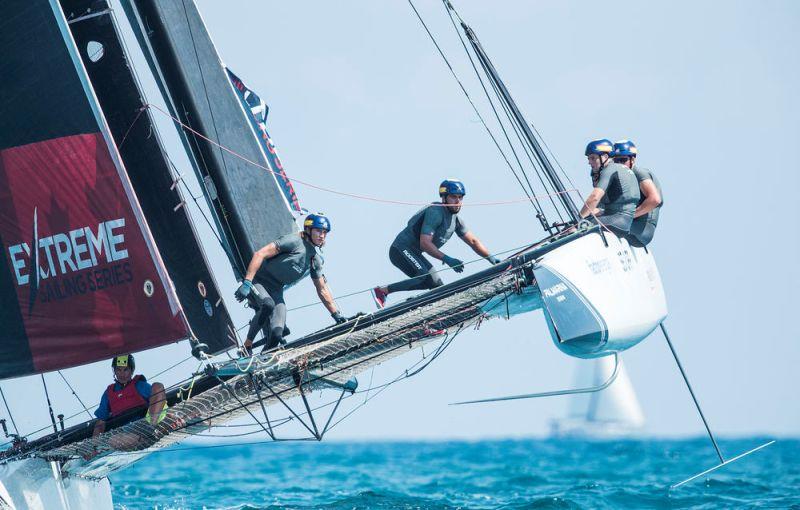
left=0, top=0, right=190, bottom=379
left=62, top=0, right=236, bottom=354
left=126, top=0, right=299, bottom=276
left=551, top=356, right=644, bottom=438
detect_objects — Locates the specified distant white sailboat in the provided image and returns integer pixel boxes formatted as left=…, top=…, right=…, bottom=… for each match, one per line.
left=549, top=356, right=645, bottom=438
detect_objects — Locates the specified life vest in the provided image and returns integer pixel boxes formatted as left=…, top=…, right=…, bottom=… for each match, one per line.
left=106, top=375, right=147, bottom=417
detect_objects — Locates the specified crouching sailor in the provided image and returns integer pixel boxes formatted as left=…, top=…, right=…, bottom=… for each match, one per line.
left=579, top=139, right=640, bottom=235
left=235, top=213, right=346, bottom=353
left=611, top=140, right=663, bottom=246
left=371, top=179, right=499, bottom=309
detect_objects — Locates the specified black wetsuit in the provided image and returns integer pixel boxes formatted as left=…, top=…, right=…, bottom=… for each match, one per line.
left=386, top=203, right=468, bottom=293
left=628, top=166, right=663, bottom=246
left=590, top=162, right=640, bottom=235
left=247, top=233, right=323, bottom=349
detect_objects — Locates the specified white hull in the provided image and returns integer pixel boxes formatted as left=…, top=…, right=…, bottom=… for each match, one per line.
left=0, top=459, right=112, bottom=510
left=535, top=231, right=668, bottom=358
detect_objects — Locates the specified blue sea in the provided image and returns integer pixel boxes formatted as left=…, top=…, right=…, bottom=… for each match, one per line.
left=111, top=438, right=799, bottom=509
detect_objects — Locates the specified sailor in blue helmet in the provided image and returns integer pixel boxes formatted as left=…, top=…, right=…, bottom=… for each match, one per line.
left=370, top=179, right=500, bottom=309
left=235, top=213, right=347, bottom=354
left=611, top=140, right=663, bottom=246
left=579, top=139, right=640, bottom=235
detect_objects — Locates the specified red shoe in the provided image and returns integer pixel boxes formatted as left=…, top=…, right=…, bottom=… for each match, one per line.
left=422, top=327, right=447, bottom=338
left=371, top=286, right=388, bottom=309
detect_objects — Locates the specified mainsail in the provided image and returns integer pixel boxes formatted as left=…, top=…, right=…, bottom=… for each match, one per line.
left=123, top=0, right=300, bottom=276
left=61, top=0, right=236, bottom=354
left=0, top=0, right=191, bottom=379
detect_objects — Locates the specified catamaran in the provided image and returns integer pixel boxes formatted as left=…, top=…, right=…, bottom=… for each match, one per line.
left=0, top=0, right=772, bottom=508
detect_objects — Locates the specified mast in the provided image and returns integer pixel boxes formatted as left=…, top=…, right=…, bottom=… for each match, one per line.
left=458, top=22, right=581, bottom=223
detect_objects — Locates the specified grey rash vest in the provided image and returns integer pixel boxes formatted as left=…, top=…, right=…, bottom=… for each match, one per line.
left=254, top=232, right=324, bottom=289
left=392, top=203, right=468, bottom=251
left=593, top=162, right=640, bottom=217
left=632, top=166, right=662, bottom=226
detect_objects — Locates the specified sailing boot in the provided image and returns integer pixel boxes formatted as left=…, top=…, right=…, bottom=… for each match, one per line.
left=371, top=286, right=388, bottom=309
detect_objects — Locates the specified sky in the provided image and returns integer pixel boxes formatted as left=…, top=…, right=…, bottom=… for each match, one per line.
left=1, top=0, right=798, bottom=445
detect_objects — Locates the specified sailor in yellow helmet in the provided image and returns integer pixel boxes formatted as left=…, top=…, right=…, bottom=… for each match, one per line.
left=84, top=354, right=170, bottom=459
left=234, top=213, right=347, bottom=354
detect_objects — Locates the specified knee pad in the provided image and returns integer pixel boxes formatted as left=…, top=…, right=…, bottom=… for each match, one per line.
left=427, top=269, right=444, bottom=288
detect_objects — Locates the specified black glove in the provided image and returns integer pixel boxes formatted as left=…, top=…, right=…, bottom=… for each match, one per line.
left=442, top=254, right=464, bottom=273
left=234, top=280, right=253, bottom=302
left=331, top=311, right=347, bottom=324
left=487, top=255, right=501, bottom=265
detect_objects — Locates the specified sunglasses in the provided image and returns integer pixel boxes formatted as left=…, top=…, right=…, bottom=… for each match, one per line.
left=613, top=157, right=631, bottom=163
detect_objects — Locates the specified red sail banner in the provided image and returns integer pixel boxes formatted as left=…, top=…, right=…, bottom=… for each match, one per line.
left=0, top=0, right=189, bottom=378
left=0, top=133, right=189, bottom=376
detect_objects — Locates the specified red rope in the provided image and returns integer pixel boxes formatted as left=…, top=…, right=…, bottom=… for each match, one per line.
left=145, top=103, right=580, bottom=208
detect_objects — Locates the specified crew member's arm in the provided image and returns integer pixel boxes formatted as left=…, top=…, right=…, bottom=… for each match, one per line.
left=419, top=234, right=446, bottom=261
left=580, top=188, right=606, bottom=218
left=460, top=231, right=490, bottom=257
left=92, top=393, right=111, bottom=437
left=92, top=419, right=106, bottom=437
left=634, top=179, right=662, bottom=218
left=243, top=242, right=280, bottom=281
left=312, top=276, right=344, bottom=323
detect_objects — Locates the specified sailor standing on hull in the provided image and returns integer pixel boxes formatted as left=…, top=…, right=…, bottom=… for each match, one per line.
left=235, top=213, right=347, bottom=354
left=371, top=179, right=499, bottom=309
left=611, top=140, right=663, bottom=246
left=579, top=139, right=640, bottom=235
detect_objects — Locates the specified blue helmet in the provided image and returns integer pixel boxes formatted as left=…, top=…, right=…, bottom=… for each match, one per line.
left=611, top=140, right=638, bottom=158
left=304, top=212, right=331, bottom=232
left=584, top=139, right=614, bottom=156
left=439, top=178, right=466, bottom=197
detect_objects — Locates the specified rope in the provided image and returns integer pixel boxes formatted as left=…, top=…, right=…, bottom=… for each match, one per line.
left=57, top=371, right=94, bottom=420
left=144, top=102, right=576, bottom=209
left=0, top=386, right=19, bottom=436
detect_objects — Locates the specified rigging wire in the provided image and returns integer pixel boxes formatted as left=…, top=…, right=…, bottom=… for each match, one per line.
left=146, top=100, right=574, bottom=209
left=233, top=238, right=537, bottom=334
left=57, top=371, right=94, bottom=420
left=0, top=355, right=198, bottom=450
left=440, top=1, right=579, bottom=224
left=439, top=3, right=548, bottom=219
left=178, top=0, right=247, bottom=274
left=39, top=375, right=58, bottom=434
left=0, top=386, right=19, bottom=437
left=89, top=322, right=469, bottom=456
left=404, top=0, right=546, bottom=221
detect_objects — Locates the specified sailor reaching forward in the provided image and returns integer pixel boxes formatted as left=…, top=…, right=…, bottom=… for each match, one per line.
left=371, top=179, right=499, bottom=309
left=579, top=139, right=640, bottom=235
left=235, top=213, right=346, bottom=354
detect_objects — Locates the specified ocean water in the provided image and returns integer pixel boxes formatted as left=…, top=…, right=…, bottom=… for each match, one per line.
left=111, top=438, right=799, bottom=509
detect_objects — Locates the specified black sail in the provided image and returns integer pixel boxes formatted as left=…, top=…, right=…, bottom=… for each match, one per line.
left=125, top=0, right=299, bottom=277
left=59, top=0, right=236, bottom=354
